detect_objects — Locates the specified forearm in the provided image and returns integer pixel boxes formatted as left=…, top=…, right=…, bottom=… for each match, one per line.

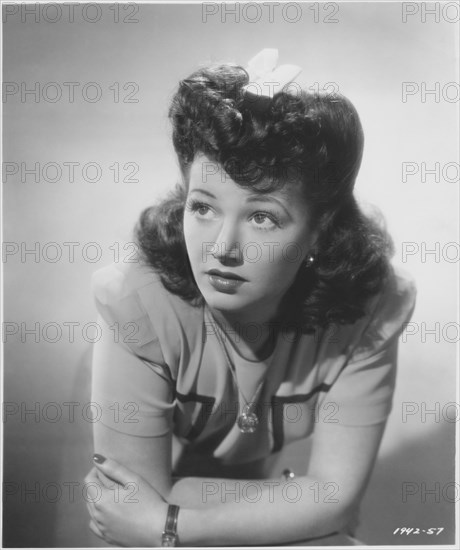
left=168, top=475, right=352, bottom=546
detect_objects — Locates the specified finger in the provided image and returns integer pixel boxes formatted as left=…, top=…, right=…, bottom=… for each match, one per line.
left=84, top=478, right=105, bottom=503
left=95, top=468, right=120, bottom=490
left=84, top=465, right=117, bottom=497
left=84, top=466, right=99, bottom=485
left=86, top=500, right=99, bottom=522
left=93, top=454, right=139, bottom=486
left=89, top=519, right=106, bottom=541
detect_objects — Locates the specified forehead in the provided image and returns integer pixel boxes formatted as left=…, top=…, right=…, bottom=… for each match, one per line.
left=188, top=154, right=305, bottom=203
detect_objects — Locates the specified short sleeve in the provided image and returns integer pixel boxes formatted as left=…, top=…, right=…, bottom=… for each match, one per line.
left=322, top=266, right=417, bottom=426
left=90, top=267, right=175, bottom=437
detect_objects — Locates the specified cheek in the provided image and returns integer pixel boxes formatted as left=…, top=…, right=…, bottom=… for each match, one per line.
left=182, top=212, right=193, bottom=237
left=265, top=233, right=309, bottom=280
left=250, top=248, right=303, bottom=285
left=272, top=255, right=303, bottom=281
left=183, top=217, right=211, bottom=272
left=182, top=216, right=198, bottom=261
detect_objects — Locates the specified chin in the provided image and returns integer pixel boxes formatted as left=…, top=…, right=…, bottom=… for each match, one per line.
left=200, top=287, right=253, bottom=313
left=202, top=291, right=248, bottom=310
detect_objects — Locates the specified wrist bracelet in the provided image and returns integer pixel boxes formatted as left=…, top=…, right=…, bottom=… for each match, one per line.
left=161, top=504, right=180, bottom=547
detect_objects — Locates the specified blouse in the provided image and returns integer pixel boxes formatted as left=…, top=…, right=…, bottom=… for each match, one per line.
left=90, top=259, right=416, bottom=473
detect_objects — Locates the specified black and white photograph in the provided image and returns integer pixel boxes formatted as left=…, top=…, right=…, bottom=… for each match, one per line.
left=2, top=1, right=459, bottom=547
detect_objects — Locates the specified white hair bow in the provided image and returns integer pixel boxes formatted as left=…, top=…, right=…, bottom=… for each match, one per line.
left=242, top=48, right=302, bottom=99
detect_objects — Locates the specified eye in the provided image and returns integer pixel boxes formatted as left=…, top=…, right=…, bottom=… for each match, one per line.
left=250, top=211, right=281, bottom=230
left=185, top=199, right=214, bottom=219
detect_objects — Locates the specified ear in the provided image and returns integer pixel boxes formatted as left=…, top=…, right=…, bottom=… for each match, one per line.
left=304, top=225, right=319, bottom=254
left=309, top=229, right=319, bottom=250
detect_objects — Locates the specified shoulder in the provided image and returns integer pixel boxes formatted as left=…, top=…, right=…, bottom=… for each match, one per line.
left=352, top=263, right=417, bottom=358
left=92, top=260, right=199, bottom=319
left=316, top=265, right=417, bottom=425
left=91, top=261, right=204, bottom=373
left=91, top=260, right=165, bottom=308
left=369, top=263, right=417, bottom=336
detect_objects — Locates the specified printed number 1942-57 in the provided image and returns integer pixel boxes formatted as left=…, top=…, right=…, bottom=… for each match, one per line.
left=393, top=527, right=444, bottom=535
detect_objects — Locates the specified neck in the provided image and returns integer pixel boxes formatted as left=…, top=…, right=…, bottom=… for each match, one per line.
left=206, top=298, right=287, bottom=361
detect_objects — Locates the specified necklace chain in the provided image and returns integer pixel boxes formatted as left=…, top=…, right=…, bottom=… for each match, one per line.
left=209, top=309, right=266, bottom=433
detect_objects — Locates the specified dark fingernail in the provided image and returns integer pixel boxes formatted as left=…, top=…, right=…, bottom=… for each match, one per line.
left=93, top=453, right=106, bottom=464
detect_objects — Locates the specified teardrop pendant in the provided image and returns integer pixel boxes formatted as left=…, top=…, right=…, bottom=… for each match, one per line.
left=237, top=404, right=259, bottom=433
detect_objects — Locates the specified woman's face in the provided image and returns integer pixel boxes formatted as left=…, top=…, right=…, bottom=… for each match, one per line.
left=183, top=154, right=316, bottom=321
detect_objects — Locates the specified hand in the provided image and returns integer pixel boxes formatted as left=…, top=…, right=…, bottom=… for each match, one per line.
left=84, top=455, right=168, bottom=547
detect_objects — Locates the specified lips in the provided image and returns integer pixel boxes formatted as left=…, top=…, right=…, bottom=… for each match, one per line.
left=206, top=269, right=246, bottom=281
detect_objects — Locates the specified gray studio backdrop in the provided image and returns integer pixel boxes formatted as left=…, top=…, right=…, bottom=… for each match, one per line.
left=3, top=1, right=458, bottom=546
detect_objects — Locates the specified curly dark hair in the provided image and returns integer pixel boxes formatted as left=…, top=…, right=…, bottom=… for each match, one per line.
left=136, top=63, right=394, bottom=333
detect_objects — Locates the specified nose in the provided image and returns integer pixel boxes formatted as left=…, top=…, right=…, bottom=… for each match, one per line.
left=213, top=219, right=243, bottom=265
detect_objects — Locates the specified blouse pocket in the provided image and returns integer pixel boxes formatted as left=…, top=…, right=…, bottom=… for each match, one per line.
left=270, top=383, right=336, bottom=452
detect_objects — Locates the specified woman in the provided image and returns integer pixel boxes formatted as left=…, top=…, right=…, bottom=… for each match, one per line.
left=84, top=50, right=416, bottom=546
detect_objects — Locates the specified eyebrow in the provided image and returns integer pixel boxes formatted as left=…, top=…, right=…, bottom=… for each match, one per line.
left=189, top=188, right=289, bottom=213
